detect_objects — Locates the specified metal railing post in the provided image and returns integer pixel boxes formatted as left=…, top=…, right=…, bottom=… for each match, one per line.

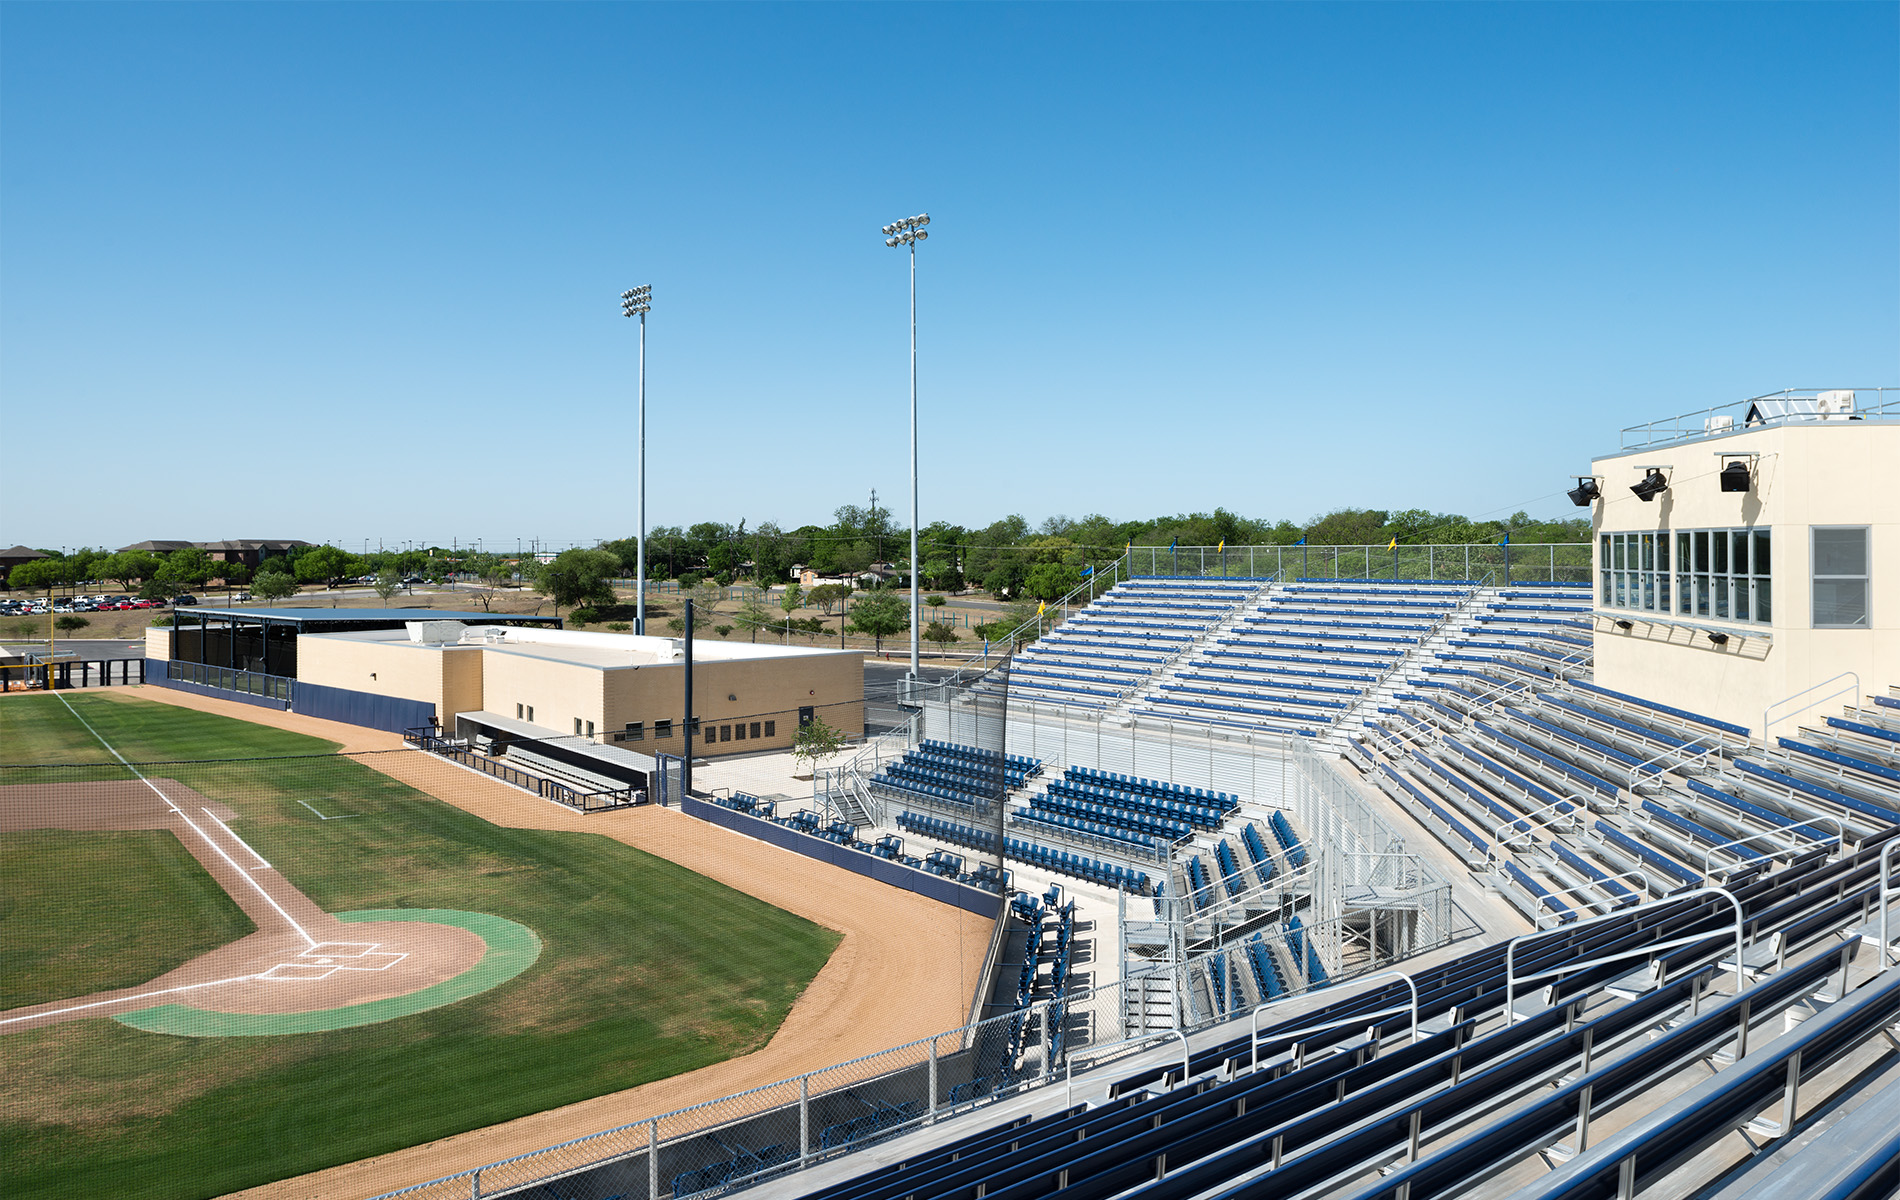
left=927, top=1038, right=938, bottom=1123
left=798, top=1075, right=810, bottom=1163
left=1882, top=839, right=1900, bottom=966
left=648, top=1119, right=659, bottom=1200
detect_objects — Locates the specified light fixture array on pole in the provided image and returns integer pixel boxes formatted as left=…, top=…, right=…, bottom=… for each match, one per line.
left=881, top=213, right=929, bottom=681
left=622, top=285, right=652, bottom=635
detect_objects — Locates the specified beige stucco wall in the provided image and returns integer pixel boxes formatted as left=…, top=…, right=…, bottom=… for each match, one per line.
left=293, top=635, right=484, bottom=721
left=290, top=630, right=864, bottom=754
left=479, top=650, right=607, bottom=738
left=1590, top=422, right=1900, bottom=734
left=144, top=627, right=172, bottom=661
left=593, top=651, right=863, bottom=756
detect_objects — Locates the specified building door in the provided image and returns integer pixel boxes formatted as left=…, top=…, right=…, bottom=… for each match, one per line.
left=798, top=706, right=815, bottom=727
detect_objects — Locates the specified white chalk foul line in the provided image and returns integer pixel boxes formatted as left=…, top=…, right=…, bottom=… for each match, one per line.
left=0, top=973, right=263, bottom=1026
left=203, top=807, right=271, bottom=869
left=53, top=692, right=317, bottom=949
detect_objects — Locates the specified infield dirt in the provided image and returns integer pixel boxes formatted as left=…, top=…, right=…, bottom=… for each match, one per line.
left=78, top=687, right=991, bottom=1200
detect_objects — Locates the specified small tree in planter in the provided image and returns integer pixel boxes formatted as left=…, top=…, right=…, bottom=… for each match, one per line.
left=791, top=715, right=848, bottom=780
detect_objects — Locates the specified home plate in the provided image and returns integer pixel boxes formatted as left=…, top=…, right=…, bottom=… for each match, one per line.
left=261, top=963, right=339, bottom=981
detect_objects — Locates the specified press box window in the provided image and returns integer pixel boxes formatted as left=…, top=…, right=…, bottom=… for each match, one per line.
left=749, top=722, right=761, bottom=739
left=624, top=722, right=643, bottom=741
left=654, top=719, right=673, bottom=739
left=734, top=723, right=747, bottom=741
left=763, top=720, right=775, bottom=737
left=1812, top=527, right=1870, bottom=628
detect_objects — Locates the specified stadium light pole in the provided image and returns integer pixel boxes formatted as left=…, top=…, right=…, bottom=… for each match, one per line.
left=622, top=285, right=653, bottom=635
left=882, top=213, right=929, bottom=681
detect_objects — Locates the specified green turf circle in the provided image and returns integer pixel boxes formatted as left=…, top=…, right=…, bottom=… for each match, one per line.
left=111, top=909, right=541, bottom=1037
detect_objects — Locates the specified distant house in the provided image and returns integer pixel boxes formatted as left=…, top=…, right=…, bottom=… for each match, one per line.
left=796, top=566, right=852, bottom=590
left=0, top=545, right=48, bottom=589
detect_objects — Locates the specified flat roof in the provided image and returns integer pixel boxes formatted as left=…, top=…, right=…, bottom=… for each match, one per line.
left=174, top=607, right=562, bottom=626
left=456, top=710, right=658, bottom=772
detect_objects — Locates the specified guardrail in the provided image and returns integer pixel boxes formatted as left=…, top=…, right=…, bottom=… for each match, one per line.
left=1621, top=386, right=1900, bottom=451
left=401, top=729, right=639, bottom=812
left=165, top=659, right=293, bottom=701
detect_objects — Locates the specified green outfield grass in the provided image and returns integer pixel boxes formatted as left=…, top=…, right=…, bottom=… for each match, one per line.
left=0, top=830, right=257, bottom=1009
left=0, top=692, right=842, bottom=1200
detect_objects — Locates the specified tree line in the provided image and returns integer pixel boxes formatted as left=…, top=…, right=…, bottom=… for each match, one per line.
left=7, top=504, right=1588, bottom=607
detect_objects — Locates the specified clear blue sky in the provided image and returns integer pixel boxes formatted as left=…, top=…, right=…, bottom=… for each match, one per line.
left=3, top=2, right=1895, bottom=552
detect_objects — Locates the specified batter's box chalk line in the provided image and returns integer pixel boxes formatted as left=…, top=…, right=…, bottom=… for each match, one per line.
left=261, top=963, right=340, bottom=982
left=305, top=942, right=379, bottom=958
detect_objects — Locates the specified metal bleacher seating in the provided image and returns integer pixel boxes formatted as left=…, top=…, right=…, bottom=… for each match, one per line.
left=789, top=835, right=1900, bottom=1200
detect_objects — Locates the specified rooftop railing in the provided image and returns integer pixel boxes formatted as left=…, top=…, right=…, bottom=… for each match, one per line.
left=1619, top=387, right=1899, bottom=452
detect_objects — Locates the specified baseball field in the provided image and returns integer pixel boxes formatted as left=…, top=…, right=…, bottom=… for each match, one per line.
left=0, top=691, right=845, bottom=1200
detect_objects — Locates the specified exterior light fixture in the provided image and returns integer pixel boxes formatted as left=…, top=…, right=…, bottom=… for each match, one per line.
left=880, top=212, right=931, bottom=682
left=1614, top=619, right=1633, bottom=630
left=1717, top=453, right=1756, bottom=494
left=1568, top=477, right=1602, bottom=507
left=1631, top=468, right=1670, bottom=502
left=1707, top=631, right=1730, bottom=645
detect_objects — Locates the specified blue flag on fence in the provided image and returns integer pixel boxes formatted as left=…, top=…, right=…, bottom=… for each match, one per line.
left=1080, top=566, right=1094, bottom=576
left=1499, top=533, right=1511, bottom=546
left=1169, top=537, right=1178, bottom=552
left=1294, top=536, right=1307, bottom=546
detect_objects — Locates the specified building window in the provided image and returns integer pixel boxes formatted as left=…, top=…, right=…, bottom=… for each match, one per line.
left=719, top=724, right=732, bottom=742
left=516, top=703, right=523, bottom=719
left=764, top=720, right=775, bottom=738
left=655, top=719, right=672, bottom=739
left=525, top=705, right=534, bottom=723
left=734, top=722, right=747, bottom=741
left=585, top=720, right=595, bottom=739
left=626, top=722, right=643, bottom=741
left=574, top=718, right=583, bottom=736
left=750, top=722, right=761, bottom=739
left=1601, top=528, right=1770, bottom=626
left=1812, top=527, right=1870, bottom=628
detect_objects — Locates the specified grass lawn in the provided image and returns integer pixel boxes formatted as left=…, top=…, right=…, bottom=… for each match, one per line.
left=0, top=831, right=256, bottom=1009
left=0, top=693, right=842, bottom=1200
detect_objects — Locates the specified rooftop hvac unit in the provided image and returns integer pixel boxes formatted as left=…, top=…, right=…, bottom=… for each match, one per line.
left=1704, top=415, right=1735, bottom=434
left=1817, top=389, right=1856, bottom=418
left=408, top=619, right=468, bottom=644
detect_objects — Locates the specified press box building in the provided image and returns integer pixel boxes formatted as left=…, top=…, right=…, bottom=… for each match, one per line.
left=1587, top=388, right=1898, bottom=736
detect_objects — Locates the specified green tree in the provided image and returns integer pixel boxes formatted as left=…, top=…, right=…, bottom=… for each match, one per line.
left=845, top=590, right=908, bottom=652
left=7, top=558, right=72, bottom=594
left=1024, top=561, right=1081, bottom=602
left=294, top=545, right=359, bottom=587
left=55, top=614, right=90, bottom=636
left=925, top=594, right=946, bottom=608
left=713, top=624, right=734, bottom=639
left=372, top=569, right=404, bottom=602
left=251, top=568, right=298, bottom=602
left=806, top=583, right=850, bottom=616
left=534, top=548, right=620, bottom=615
left=734, top=598, right=773, bottom=643
left=923, top=621, right=958, bottom=646
left=791, top=714, right=849, bottom=776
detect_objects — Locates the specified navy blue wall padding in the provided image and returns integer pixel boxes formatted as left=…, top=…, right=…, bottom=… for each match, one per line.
left=682, top=798, right=1003, bottom=918
left=291, top=679, right=436, bottom=734
left=143, top=668, right=291, bottom=711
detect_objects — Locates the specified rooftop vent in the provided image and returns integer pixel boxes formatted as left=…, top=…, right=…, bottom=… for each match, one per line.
left=408, top=620, right=468, bottom=645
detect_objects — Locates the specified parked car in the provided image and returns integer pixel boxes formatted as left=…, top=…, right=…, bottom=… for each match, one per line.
left=234, top=591, right=252, bottom=601
left=173, top=595, right=197, bottom=606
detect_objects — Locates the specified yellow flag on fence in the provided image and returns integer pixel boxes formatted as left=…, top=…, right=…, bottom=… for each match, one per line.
left=1037, top=600, right=1046, bottom=616
left=1217, top=540, right=1225, bottom=554
left=1387, top=537, right=1398, bottom=551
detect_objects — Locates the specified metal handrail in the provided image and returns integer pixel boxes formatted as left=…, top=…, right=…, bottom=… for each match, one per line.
left=1763, top=672, right=1861, bottom=742
left=1695, top=816, right=1842, bottom=880
left=1522, top=869, right=1652, bottom=928
left=1627, top=732, right=1725, bottom=787
left=1249, top=969, right=1419, bottom=1071
left=1880, top=839, right=1899, bottom=966
left=1619, top=387, right=1899, bottom=451
left=1504, top=886, right=1745, bottom=1025
left=1065, top=1029, right=1189, bottom=1105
